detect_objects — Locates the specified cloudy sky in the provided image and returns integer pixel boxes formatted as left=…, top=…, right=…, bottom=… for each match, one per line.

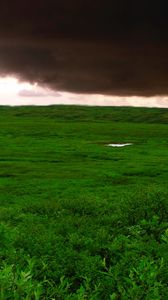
left=0, top=1, right=168, bottom=107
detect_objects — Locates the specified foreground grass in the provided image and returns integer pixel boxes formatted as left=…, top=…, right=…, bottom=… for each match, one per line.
left=0, top=106, right=168, bottom=299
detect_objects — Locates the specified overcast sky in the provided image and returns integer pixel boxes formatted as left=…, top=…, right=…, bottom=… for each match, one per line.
left=0, top=1, right=168, bottom=107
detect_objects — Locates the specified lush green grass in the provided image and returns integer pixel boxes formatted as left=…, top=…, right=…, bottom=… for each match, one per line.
left=0, top=105, right=168, bottom=299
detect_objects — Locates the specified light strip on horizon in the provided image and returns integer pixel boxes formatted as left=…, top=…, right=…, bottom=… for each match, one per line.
left=0, top=76, right=168, bottom=108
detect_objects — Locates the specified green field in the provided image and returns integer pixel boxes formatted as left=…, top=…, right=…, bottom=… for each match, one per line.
left=0, top=106, right=168, bottom=299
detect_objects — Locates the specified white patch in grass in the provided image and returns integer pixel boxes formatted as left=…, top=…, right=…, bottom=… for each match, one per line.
left=108, top=143, right=133, bottom=147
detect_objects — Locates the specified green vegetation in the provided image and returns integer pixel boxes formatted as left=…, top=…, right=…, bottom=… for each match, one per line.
left=0, top=105, right=168, bottom=299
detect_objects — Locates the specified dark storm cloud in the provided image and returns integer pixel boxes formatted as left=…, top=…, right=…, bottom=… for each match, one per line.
left=0, top=0, right=168, bottom=96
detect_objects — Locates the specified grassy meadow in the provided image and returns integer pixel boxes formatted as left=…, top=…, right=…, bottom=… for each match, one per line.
left=0, top=105, right=168, bottom=299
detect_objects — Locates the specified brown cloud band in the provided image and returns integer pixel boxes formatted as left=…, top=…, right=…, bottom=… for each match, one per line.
left=0, top=1, right=168, bottom=97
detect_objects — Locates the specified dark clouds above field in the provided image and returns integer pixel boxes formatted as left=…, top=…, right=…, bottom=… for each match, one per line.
left=0, top=1, right=168, bottom=97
